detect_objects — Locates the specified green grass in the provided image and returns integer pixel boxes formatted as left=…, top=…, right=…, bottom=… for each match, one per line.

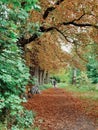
left=39, top=83, right=52, bottom=90
left=39, top=82, right=66, bottom=90
left=39, top=82, right=98, bottom=100
left=59, top=83, right=98, bottom=100
left=57, top=82, right=66, bottom=88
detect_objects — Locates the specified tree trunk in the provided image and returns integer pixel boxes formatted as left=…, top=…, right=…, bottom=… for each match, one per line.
left=34, top=66, right=39, bottom=84
left=39, top=69, right=46, bottom=85
left=39, top=69, right=43, bottom=85
left=42, top=70, right=46, bottom=84
left=72, top=68, right=77, bottom=85
left=44, top=71, right=49, bottom=84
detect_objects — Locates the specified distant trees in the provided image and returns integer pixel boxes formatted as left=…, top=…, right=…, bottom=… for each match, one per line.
left=87, top=55, right=98, bottom=84
left=85, top=43, right=98, bottom=84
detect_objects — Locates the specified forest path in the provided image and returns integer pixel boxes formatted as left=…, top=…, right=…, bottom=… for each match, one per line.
left=24, top=88, right=98, bottom=130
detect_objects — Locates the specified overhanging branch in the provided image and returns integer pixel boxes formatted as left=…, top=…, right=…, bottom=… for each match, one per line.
left=40, top=26, right=71, bottom=43
left=18, top=34, right=38, bottom=48
left=61, top=21, right=98, bottom=29
left=43, top=0, right=64, bottom=19
left=18, top=20, right=98, bottom=48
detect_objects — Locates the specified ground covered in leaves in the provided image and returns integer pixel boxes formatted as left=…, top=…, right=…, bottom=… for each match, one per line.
left=24, top=88, right=98, bottom=130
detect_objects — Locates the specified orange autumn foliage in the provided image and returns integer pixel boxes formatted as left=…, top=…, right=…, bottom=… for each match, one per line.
left=24, top=0, right=98, bottom=72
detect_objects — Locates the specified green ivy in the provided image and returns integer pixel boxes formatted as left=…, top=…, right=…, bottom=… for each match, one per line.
left=0, top=0, right=40, bottom=129
left=0, top=44, right=30, bottom=95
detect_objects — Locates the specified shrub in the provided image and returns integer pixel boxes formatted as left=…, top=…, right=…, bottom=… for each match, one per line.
left=9, top=110, right=35, bottom=130
left=51, top=76, right=60, bottom=83
left=87, top=55, right=98, bottom=84
left=0, top=44, right=33, bottom=129
left=0, top=0, right=39, bottom=129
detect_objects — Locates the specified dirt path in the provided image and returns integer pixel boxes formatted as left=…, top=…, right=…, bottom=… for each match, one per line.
left=24, top=88, right=98, bottom=130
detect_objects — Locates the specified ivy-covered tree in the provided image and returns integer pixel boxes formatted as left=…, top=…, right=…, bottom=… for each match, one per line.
left=0, top=0, right=39, bottom=129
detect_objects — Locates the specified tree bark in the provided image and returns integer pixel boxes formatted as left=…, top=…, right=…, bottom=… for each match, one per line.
left=44, top=71, right=50, bottom=84
left=72, top=68, right=77, bottom=85
left=34, top=66, right=39, bottom=84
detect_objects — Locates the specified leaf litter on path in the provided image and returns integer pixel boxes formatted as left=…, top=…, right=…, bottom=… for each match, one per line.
left=23, top=88, right=98, bottom=130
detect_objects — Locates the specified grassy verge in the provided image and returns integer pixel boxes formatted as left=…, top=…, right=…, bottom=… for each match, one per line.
left=39, top=82, right=66, bottom=90
left=58, top=83, right=98, bottom=101
left=39, top=83, right=52, bottom=90
left=39, top=82, right=98, bottom=101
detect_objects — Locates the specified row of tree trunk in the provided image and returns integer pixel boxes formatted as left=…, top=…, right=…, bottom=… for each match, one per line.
left=24, top=46, right=50, bottom=85
left=32, top=67, right=77, bottom=85
left=30, top=66, right=78, bottom=85
left=30, top=66, right=50, bottom=85
left=25, top=46, right=78, bottom=85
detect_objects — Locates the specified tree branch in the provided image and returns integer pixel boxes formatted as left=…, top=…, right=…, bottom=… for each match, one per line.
left=18, top=34, right=38, bottom=48
left=43, top=0, right=64, bottom=19
left=61, top=21, right=98, bottom=29
left=74, top=45, right=88, bottom=62
left=43, top=7, right=55, bottom=19
left=18, top=19, right=98, bottom=48
left=40, top=26, right=72, bottom=43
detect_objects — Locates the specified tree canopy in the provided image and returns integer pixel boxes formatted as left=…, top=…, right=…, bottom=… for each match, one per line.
left=19, top=0, right=98, bottom=70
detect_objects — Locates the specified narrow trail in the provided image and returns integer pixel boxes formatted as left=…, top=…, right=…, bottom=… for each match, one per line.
left=24, top=88, right=98, bottom=130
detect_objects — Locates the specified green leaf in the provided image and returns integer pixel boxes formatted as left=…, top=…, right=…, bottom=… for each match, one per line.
left=33, top=4, right=41, bottom=11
